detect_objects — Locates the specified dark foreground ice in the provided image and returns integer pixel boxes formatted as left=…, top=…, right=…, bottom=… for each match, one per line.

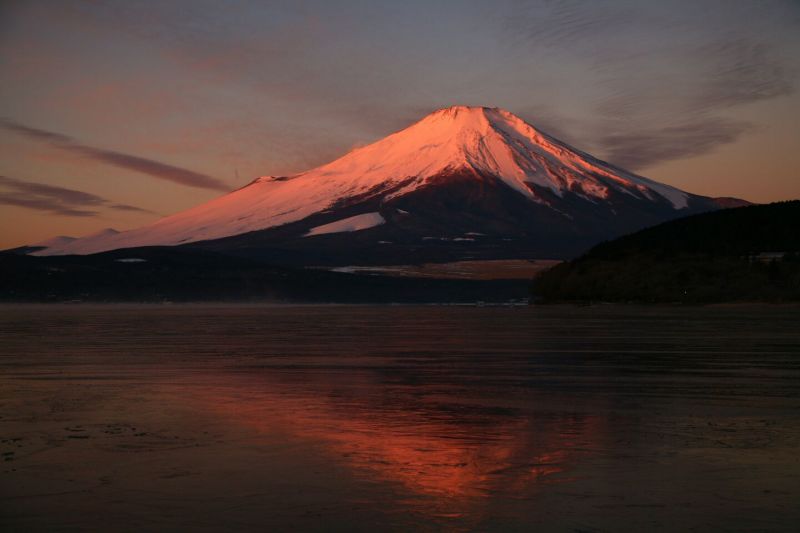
left=1, top=304, right=799, bottom=531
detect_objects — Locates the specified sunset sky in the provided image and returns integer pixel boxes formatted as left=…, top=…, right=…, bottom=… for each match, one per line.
left=1, top=0, right=799, bottom=249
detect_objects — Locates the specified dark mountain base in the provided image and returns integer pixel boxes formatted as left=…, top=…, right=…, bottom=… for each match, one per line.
left=184, top=170, right=726, bottom=266
left=532, top=201, right=800, bottom=303
left=534, top=254, right=800, bottom=303
left=0, top=248, right=528, bottom=303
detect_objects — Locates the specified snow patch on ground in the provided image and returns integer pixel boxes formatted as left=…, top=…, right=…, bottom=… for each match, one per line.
left=305, top=212, right=385, bottom=237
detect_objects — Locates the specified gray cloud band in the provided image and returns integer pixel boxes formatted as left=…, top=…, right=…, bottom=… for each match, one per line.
left=0, top=174, right=156, bottom=217
left=0, top=119, right=229, bottom=192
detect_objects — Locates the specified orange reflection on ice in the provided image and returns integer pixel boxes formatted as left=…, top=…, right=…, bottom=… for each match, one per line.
left=185, top=370, right=605, bottom=506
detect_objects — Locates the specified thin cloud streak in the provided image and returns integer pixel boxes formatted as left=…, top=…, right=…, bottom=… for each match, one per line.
left=694, top=38, right=795, bottom=111
left=0, top=119, right=229, bottom=192
left=0, top=175, right=156, bottom=217
left=0, top=193, right=97, bottom=217
left=504, top=0, right=799, bottom=169
left=598, top=119, right=752, bottom=170
left=109, top=203, right=154, bottom=214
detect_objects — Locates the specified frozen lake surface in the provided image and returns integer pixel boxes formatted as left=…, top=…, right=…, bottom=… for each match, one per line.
left=1, top=304, right=799, bottom=531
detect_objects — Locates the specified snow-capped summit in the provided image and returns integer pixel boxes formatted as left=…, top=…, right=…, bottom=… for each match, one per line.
left=33, top=106, right=736, bottom=262
left=311, top=105, right=687, bottom=208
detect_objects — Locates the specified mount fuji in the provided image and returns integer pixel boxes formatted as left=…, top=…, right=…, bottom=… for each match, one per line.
left=30, top=106, right=744, bottom=265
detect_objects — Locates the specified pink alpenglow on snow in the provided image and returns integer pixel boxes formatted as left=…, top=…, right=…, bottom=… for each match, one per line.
left=36, top=106, right=692, bottom=256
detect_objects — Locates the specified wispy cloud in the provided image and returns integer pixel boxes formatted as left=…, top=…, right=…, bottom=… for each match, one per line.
left=0, top=194, right=97, bottom=217
left=692, top=38, right=795, bottom=111
left=0, top=175, right=156, bottom=217
left=585, top=38, right=794, bottom=169
left=108, top=203, right=154, bottom=214
left=0, top=119, right=229, bottom=191
left=504, top=0, right=799, bottom=169
left=598, top=119, right=752, bottom=170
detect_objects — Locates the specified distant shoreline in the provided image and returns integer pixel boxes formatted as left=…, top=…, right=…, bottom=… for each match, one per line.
left=2, top=301, right=798, bottom=308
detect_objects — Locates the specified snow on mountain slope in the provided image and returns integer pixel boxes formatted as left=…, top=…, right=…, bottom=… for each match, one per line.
left=34, top=229, right=118, bottom=255
left=37, top=106, right=692, bottom=256
left=305, top=212, right=385, bottom=237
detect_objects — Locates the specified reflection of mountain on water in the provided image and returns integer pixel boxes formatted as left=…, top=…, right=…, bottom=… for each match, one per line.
left=188, top=369, right=606, bottom=506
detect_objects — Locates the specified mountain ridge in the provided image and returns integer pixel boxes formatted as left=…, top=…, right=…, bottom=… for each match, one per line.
left=27, top=105, right=743, bottom=262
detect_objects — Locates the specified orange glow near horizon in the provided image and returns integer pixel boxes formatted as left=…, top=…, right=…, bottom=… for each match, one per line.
left=2, top=1, right=798, bottom=249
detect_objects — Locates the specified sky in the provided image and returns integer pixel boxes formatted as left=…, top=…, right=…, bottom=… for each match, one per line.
left=1, top=0, right=799, bottom=248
